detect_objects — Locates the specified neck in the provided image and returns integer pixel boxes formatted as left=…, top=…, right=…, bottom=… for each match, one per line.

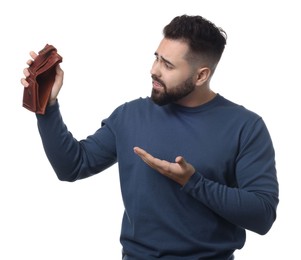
left=175, top=86, right=216, bottom=108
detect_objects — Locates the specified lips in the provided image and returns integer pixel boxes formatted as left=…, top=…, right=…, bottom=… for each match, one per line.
left=153, top=80, right=164, bottom=90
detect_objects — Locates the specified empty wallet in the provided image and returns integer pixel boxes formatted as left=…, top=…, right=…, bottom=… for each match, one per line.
left=22, top=44, right=63, bottom=114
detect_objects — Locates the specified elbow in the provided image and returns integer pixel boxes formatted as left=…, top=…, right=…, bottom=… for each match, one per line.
left=258, top=211, right=277, bottom=235
left=255, top=221, right=274, bottom=235
left=250, top=193, right=279, bottom=235
left=53, top=165, right=95, bottom=182
left=54, top=167, right=79, bottom=182
left=250, top=204, right=278, bottom=235
left=244, top=214, right=275, bottom=235
left=56, top=174, right=77, bottom=182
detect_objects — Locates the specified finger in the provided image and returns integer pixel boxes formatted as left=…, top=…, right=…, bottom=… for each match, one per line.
left=133, top=146, right=146, bottom=156
left=20, top=78, right=29, bottom=87
left=133, top=146, right=155, bottom=165
left=23, top=68, right=30, bottom=77
left=134, top=146, right=170, bottom=171
left=26, top=59, right=33, bottom=66
left=29, top=51, right=38, bottom=59
left=26, top=51, right=38, bottom=66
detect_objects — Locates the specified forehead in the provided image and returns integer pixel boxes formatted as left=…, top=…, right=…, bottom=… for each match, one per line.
left=156, top=38, right=189, bottom=63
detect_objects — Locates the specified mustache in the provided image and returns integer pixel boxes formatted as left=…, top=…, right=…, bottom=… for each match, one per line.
left=151, top=75, right=166, bottom=88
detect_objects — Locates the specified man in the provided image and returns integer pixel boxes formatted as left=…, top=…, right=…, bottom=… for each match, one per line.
left=21, top=15, right=279, bottom=259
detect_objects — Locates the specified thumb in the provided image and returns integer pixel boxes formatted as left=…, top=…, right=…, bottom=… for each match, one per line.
left=175, top=156, right=195, bottom=176
left=175, top=156, right=187, bottom=167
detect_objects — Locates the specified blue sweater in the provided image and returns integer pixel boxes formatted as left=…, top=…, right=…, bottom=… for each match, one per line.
left=36, top=94, right=279, bottom=259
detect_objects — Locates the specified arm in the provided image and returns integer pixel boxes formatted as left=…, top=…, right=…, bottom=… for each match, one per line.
left=36, top=101, right=117, bottom=181
left=22, top=50, right=117, bottom=181
left=134, top=119, right=279, bottom=235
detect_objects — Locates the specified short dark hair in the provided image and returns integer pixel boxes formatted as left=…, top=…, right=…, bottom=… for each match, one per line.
left=163, top=15, right=227, bottom=67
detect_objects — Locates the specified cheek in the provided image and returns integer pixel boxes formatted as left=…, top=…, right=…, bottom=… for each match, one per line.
left=164, top=72, right=189, bottom=89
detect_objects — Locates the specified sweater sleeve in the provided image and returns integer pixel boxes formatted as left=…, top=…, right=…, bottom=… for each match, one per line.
left=36, top=101, right=117, bottom=181
left=182, top=118, right=279, bottom=235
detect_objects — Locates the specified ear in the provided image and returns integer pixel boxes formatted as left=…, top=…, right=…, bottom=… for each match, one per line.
left=195, top=67, right=211, bottom=86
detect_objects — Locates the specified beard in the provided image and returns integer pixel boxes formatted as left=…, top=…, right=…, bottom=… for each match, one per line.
left=151, top=75, right=196, bottom=106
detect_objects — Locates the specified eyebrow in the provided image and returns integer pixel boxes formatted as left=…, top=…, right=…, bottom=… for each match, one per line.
left=154, top=52, right=176, bottom=68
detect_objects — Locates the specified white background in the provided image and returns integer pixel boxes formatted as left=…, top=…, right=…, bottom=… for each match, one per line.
left=1, top=0, right=300, bottom=259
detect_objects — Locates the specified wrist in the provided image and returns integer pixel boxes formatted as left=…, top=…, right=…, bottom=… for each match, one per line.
left=48, top=99, right=57, bottom=106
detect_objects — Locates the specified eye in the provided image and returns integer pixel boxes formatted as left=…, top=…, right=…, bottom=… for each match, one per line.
left=164, top=62, right=173, bottom=69
left=153, top=53, right=174, bottom=70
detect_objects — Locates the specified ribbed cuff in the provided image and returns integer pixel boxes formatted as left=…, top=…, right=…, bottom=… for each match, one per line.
left=181, top=171, right=203, bottom=192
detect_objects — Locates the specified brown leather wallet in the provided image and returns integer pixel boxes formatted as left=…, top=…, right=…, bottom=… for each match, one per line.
left=22, top=44, right=63, bottom=114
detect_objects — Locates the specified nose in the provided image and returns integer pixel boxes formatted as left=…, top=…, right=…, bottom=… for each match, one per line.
left=150, top=60, right=161, bottom=77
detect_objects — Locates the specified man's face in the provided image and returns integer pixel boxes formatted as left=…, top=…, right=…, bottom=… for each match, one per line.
left=150, top=38, right=196, bottom=106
